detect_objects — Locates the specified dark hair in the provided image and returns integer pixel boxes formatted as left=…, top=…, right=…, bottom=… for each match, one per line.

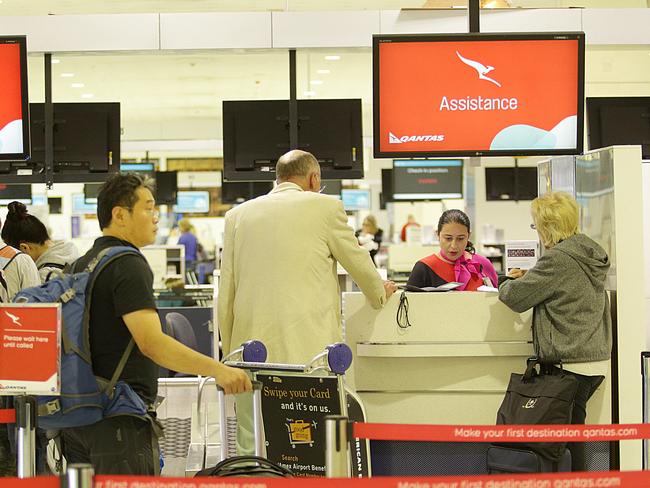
left=97, top=173, right=154, bottom=230
left=437, top=209, right=475, bottom=254
left=1, top=201, right=50, bottom=248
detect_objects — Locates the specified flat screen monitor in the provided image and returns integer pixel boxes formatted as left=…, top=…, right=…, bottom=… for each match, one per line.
left=587, top=97, right=650, bottom=159
left=48, top=196, right=62, bottom=214
left=222, top=98, right=363, bottom=181
left=0, top=36, right=29, bottom=161
left=485, top=167, right=538, bottom=201
left=0, top=183, right=31, bottom=204
left=392, top=159, right=463, bottom=200
left=220, top=180, right=273, bottom=204
left=373, top=32, right=585, bottom=158
left=29, top=102, right=121, bottom=173
left=158, top=307, right=214, bottom=376
left=31, top=194, right=47, bottom=206
left=381, top=168, right=394, bottom=208
left=341, top=189, right=370, bottom=211
left=71, top=193, right=97, bottom=214
left=320, top=180, right=342, bottom=198
left=154, top=171, right=177, bottom=205
left=174, top=190, right=210, bottom=214
left=83, top=183, right=102, bottom=203
left=121, top=162, right=155, bottom=178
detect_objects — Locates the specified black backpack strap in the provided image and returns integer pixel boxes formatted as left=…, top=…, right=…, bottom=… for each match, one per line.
left=104, top=338, right=136, bottom=394
left=37, top=262, right=66, bottom=270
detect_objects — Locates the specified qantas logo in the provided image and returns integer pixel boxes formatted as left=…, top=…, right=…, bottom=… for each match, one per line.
left=456, top=51, right=501, bottom=87
left=388, top=132, right=444, bottom=144
left=4, top=311, right=22, bottom=327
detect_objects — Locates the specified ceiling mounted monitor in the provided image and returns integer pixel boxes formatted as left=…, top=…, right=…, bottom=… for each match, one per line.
left=392, top=159, right=463, bottom=201
left=373, top=32, right=585, bottom=158
left=0, top=36, right=29, bottom=161
left=222, top=99, right=364, bottom=181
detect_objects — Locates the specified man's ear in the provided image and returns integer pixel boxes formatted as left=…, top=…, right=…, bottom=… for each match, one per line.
left=111, top=206, right=127, bottom=227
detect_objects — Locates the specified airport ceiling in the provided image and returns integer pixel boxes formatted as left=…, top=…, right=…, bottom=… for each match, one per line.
left=11, top=0, right=650, bottom=148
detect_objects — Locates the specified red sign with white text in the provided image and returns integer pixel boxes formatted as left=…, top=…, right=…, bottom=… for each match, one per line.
left=375, top=34, right=583, bottom=156
left=0, top=41, right=26, bottom=155
left=0, top=304, right=61, bottom=395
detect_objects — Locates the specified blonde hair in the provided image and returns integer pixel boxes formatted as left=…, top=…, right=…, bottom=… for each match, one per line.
left=531, top=192, right=579, bottom=248
left=178, top=218, right=192, bottom=233
left=362, top=214, right=379, bottom=234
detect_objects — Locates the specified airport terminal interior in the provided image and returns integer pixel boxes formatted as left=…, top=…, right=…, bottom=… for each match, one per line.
left=1, top=0, right=650, bottom=482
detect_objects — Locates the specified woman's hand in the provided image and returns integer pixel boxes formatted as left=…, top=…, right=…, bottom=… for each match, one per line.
left=507, top=268, right=527, bottom=279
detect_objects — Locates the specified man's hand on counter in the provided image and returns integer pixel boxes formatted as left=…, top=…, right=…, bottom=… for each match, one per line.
left=384, top=280, right=398, bottom=299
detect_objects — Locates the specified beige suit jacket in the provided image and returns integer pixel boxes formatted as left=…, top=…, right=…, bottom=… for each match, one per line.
left=218, top=182, right=386, bottom=365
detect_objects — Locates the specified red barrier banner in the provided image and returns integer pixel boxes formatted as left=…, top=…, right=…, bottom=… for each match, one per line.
left=0, top=476, right=58, bottom=488
left=353, top=422, right=650, bottom=443
left=95, top=471, right=650, bottom=488
left=0, top=407, right=15, bottom=424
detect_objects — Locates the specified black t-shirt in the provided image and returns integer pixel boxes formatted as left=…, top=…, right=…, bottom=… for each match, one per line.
left=75, top=236, right=158, bottom=404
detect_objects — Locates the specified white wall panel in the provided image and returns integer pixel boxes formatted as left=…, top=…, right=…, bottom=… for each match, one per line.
left=380, top=10, right=469, bottom=35
left=160, top=12, right=272, bottom=49
left=0, top=14, right=159, bottom=52
left=583, top=9, right=650, bottom=44
left=272, top=11, right=380, bottom=48
left=481, top=8, right=582, bottom=33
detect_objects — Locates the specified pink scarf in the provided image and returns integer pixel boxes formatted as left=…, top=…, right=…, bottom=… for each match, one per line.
left=446, top=252, right=495, bottom=291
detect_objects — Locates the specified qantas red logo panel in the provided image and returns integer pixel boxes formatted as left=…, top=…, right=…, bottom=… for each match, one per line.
left=0, top=43, right=24, bottom=154
left=378, top=39, right=580, bottom=153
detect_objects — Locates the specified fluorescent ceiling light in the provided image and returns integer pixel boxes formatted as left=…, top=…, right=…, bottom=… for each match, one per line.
left=317, top=69, right=330, bottom=74
left=303, top=91, right=316, bottom=97
left=325, top=55, right=340, bottom=61
left=81, top=93, right=94, bottom=99
left=71, top=82, right=85, bottom=88
left=60, top=73, right=74, bottom=78
left=51, top=59, right=60, bottom=64
left=310, top=80, right=323, bottom=85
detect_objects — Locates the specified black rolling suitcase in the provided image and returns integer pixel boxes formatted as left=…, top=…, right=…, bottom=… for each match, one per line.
left=195, top=380, right=294, bottom=478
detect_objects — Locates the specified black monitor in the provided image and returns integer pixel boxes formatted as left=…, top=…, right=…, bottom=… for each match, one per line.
left=587, top=97, right=650, bottom=159
left=381, top=168, right=394, bottom=202
left=221, top=179, right=273, bottom=204
left=320, top=180, right=342, bottom=198
left=28, top=102, right=121, bottom=174
left=392, top=159, right=463, bottom=200
left=222, top=98, right=364, bottom=181
left=154, top=171, right=177, bottom=205
left=485, top=167, right=538, bottom=201
left=83, top=183, right=102, bottom=203
left=0, top=36, right=30, bottom=162
left=0, top=183, right=31, bottom=204
left=48, top=196, right=62, bottom=214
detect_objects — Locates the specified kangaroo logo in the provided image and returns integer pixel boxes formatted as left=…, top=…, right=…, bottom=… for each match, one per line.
left=456, top=51, right=501, bottom=87
left=4, top=311, right=22, bottom=327
left=389, top=132, right=403, bottom=144
left=522, top=399, right=538, bottom=409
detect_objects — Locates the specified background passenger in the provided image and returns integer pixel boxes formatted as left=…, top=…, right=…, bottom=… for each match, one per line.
left=400, top=214, right=420, bottom=242
left=355, top=214, right=383, bottom=264
left=498, top=192, right=611, bottom=472
left=177, top=218, right=199, bottom=269
left=1, top=201, right=79, bottom=282
left=407, top=209, right=497, bottom=290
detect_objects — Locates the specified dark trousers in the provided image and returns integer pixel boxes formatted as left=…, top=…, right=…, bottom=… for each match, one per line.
left=563, top=369, right=605, bottom=472
left=62, top=416, right=161, bottom=475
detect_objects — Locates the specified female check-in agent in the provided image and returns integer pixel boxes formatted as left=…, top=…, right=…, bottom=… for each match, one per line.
left=406, top=209, right=498, bottom=291
left=499, top=192, right=611, bottom=472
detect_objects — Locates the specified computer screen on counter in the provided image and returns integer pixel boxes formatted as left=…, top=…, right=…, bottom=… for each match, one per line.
left=373, top=32, right=585, bottom=158
left=392, top=159, right=463, bottom=200
left=0, top=36, right=29, bottom=161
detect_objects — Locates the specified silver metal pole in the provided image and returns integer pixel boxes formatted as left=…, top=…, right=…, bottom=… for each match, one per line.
left=642, top=352, right=650, bottom=469
left=252, top=381, right=264, bottom=457
left=218, top=387, right=228, bottom=462
left=15, top=396, right=35, bottom=478
left=64, top=463, right=95, bottom=488
left=325, top=415, right=350, bottom=478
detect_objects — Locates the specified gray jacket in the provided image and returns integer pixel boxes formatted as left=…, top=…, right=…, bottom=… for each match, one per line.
left=499, top=233, right=611, bottom=363
left=34, top=240, right=79, bottom=283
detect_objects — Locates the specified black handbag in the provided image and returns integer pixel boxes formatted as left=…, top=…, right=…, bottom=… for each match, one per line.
left=495, top=358, right=578, bottom=462
left=195, top=455, right=294, bottom=478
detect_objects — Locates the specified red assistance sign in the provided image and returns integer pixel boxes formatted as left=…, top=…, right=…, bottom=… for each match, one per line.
left=0, top=304, right=61, bottom=396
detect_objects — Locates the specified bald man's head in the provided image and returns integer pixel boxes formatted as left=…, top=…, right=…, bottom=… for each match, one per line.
left=275, top=150, right=321, bottom=192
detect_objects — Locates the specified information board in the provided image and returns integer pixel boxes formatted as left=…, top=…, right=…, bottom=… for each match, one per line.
left=0, top=304, right=61, bottom=395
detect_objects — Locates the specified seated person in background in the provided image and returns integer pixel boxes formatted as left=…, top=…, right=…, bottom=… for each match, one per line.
left=177, top=218, right=198, bottom=266
left=1, top=201, right=79, bottom=282
left=498, top=192, right=610, bottom=472
left=407, top=209, right=497, bottom=290
left=400, top=214, right=420, bottom=242
left=355, top=214, right=383, bottom=264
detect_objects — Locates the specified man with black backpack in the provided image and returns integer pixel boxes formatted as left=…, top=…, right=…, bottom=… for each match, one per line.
left=60, top=173, right=251, bottom=475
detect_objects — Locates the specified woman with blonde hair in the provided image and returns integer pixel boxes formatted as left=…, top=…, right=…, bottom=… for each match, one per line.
left=499, top=192, right=611, bottom=471
left=355, top=214, right=383, bottom=264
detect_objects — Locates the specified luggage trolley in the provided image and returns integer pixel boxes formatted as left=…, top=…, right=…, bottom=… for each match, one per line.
left=198, top=342, right=369, bottom=478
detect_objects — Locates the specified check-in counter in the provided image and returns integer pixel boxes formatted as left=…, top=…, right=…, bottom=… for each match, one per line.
left=343, top=291, right=610, bottom=426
